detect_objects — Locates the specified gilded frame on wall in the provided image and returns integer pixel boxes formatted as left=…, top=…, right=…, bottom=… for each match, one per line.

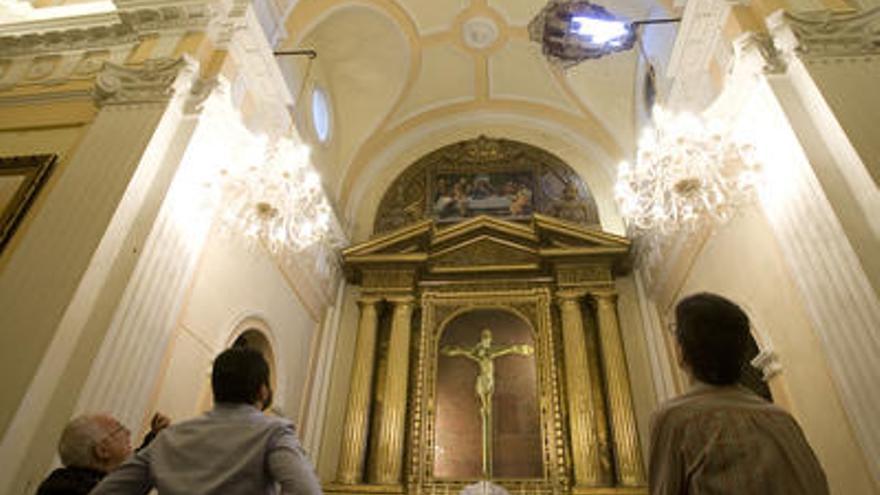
left=409, top=288, right=570, bottom=495
left=0, top=154, right=57, bottom=253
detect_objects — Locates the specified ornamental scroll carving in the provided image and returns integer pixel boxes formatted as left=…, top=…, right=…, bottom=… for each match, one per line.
left=771, top=7, right=880, bottom=59
left=93, top=57, right=190, bottom=106
left=374, top=136, right=600, bottom=235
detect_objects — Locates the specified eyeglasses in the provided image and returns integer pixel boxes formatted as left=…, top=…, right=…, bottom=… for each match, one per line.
left=97, top=423, right=130, bottom=445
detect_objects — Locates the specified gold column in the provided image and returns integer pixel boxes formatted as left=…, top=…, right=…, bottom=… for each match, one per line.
left=557, top=290, right=604, bottom=487
left=584, top=311, right=613, bottom=482
left=337, top=296, right=382, bottom=484
left=369, top=296, right=415, bottom=485
left=592, top=290, right=645, bottom=486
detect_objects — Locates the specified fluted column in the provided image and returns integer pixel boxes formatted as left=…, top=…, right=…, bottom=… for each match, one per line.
left=337, top=296, right=382, bottom=484
left=369, top=296, right=415, bottom=485
left=592, top=290, right=645, bottom=486
left=557, top=290, right=604, bottom=487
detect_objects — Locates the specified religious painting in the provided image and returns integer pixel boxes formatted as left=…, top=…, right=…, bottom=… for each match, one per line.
left=0, top=154, right=57, bottom=253
left=374, top=136, right=601, bottom=234
left=432, top=171, right=535, bottom=221
left=434, top=309, right=542, bottom=480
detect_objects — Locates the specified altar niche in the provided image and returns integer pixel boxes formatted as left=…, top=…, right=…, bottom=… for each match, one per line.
left=435, top=309, right=541, bottom=480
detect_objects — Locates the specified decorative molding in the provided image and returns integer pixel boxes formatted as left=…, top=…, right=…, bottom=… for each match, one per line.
left=0, top=0, right=249, bottom=67
left=750, top=348, right=782, bottom=381
left=768, top=7, right=880, bottom=61
left=734, top=31, right=787, bottom=75
left=665, top=0, right=732, bottom=110
left=93, top=57, right=189, bottom=106
left=461, top=17, right=499, bottom=50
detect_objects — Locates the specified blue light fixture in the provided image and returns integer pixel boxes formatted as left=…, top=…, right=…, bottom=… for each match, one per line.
left=529, top=0, right=679, bottom=66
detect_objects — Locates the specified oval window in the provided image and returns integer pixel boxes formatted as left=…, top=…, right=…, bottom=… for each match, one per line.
left=311, top=87, right=331, bottom=143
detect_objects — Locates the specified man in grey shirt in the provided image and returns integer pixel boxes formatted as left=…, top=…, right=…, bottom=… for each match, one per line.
left=92, top=347, right=322, bottom=495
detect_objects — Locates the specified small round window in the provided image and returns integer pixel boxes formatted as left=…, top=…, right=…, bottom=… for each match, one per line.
left=311, top=87, right=331, bottom=143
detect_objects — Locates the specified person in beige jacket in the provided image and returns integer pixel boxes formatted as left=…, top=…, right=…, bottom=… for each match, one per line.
left=649, top=293, right=829, bottom=495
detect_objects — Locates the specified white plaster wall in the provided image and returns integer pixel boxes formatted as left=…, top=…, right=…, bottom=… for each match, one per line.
left=315, top=283, right=360, bottom=482
left=151, top=226, right=320, bottom=426
left=672, top=204, right=876, bottom=495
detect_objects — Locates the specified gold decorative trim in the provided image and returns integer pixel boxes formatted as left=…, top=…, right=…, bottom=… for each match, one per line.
left=410, top=289, right=568, bottom=493
left=429, top=264, right=541, bottom=274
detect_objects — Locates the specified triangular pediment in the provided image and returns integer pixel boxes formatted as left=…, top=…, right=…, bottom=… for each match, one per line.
left=343, top=219, right=432, bottom=260
left=429, top=234, right=539, bottom=274
left=533, top=214, right=630, bottom=257
left=343, top=215, right=631, bottom=282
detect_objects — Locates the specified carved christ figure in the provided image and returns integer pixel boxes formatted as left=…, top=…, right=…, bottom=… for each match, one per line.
left=440, top=328, right=534, bottom=478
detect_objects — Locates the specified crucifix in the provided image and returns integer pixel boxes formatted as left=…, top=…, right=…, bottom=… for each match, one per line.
left=440, top=328, right=534, bottom=478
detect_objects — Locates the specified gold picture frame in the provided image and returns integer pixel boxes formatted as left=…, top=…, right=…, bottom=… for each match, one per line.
left=0, top=154, right=57, bottom=253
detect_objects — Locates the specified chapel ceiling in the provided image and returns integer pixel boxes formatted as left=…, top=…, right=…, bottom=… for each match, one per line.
left=280, top=0, right=672, bottom=216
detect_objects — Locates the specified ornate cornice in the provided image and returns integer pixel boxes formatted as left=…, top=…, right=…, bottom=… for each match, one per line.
left=0, top=1, right=247, bottom=58
left=0, top=1, right=250, bottom=94
left=92, top=57, right=192, bottom=107
left=0, top=22, right=136, bottom=58
left=768, top=7, right=880, bottom=61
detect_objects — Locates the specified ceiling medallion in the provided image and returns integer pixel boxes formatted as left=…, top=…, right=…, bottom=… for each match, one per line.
left=614, top=107, right=762, bottom=236
left=462, top=17, right=500, bottom=50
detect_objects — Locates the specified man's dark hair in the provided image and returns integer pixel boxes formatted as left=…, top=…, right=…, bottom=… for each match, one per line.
left=674, top=293, right=750, bottom=385
left=211, top=347, right=270, bottom=404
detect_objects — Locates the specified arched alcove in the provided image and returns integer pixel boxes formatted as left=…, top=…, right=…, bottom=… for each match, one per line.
left=232, top=328, right=278, bottom=395
left=373, top=136, right=601, bottom=235
left=434, top=308, right=541, bottom=479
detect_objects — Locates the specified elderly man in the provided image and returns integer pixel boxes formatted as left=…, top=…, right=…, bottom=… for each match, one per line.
left=37, top=413, right=168, bottom=495
left=649, top=293, right=829, bottom=494
left=92, top=347, right=322, bottom=495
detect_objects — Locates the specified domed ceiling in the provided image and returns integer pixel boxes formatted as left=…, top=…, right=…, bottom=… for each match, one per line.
left=280, top=0, right=675, bottom=240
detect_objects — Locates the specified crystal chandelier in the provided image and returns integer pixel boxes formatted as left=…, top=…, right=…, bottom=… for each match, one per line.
left=216, top=136, right=338, bottom=255
left=614, top=107, right=761, bottom=235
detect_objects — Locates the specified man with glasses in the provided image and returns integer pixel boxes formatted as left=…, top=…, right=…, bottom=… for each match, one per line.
left=37, top=413, right=169, bottom=495
left=92, top=346, right=322, bottom=495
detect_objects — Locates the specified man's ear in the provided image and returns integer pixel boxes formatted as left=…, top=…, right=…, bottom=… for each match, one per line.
left=673, top=339, right=687, bottom=369
left=93, top=442, right=110, bottom=463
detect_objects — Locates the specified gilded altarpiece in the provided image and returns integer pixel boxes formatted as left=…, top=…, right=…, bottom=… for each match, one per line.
left=334, top=214, right=647, bottom=495
left=332, top=137, right=645, bottom=495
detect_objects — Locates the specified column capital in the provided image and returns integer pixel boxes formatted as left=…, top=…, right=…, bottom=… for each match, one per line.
left=386, top=295, right=416, bottom=306
left=357, top=295, right=383, bottom=307
left=93, top=56, right=197, bottom=108
left=556, top=288, right=588, bottom=303
left=589, top=289, right=618, bottom=303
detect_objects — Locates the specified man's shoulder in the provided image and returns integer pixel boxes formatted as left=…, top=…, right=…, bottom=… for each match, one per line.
left=161, top=407, right=294, bottom=438
left=654, top=385, right=791, bottom=424
left=37, top=467, right=103, bottom=495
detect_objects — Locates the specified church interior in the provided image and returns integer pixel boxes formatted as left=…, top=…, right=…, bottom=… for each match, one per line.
left=0, top=0, right=878, bottom=494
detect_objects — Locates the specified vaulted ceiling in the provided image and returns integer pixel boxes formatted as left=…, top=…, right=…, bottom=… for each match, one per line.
left=279, top=0, right=675, bottom=240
